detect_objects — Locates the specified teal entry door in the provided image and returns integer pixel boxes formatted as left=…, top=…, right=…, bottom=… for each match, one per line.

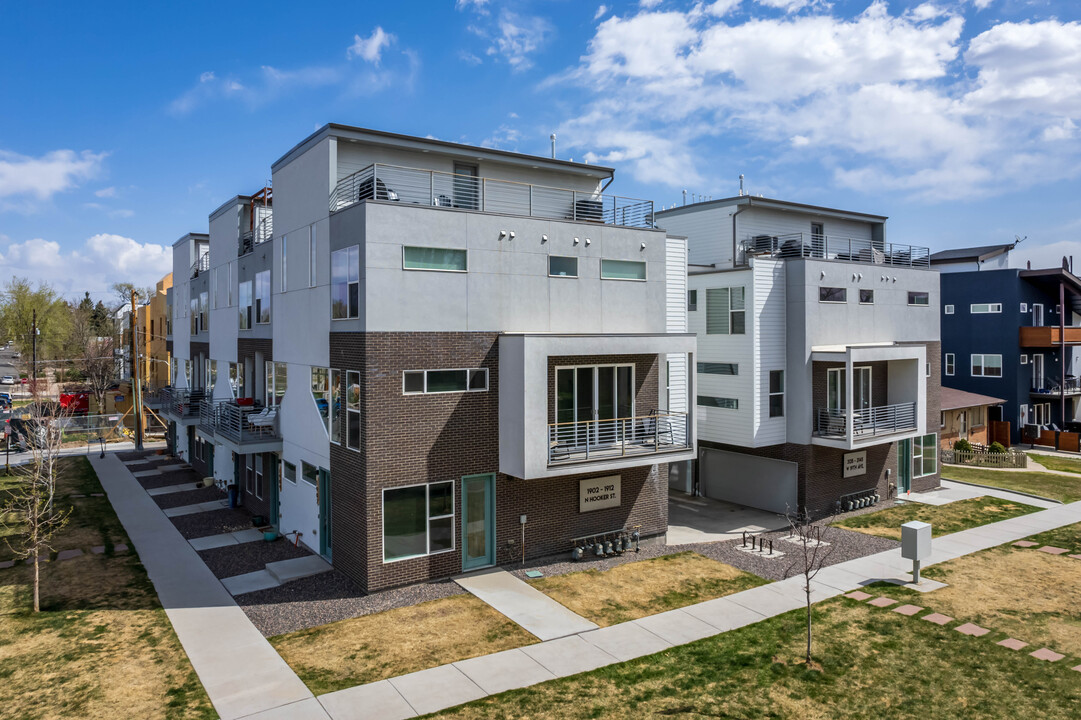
left=318, top=467, right=332, bottom=560
left=462, top=474, right=495, bottom=571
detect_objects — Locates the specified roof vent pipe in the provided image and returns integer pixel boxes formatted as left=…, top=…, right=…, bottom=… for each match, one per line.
left=682, top=189, right=687, bottom=206
left=550, top=133, right=556, bottom=159
left=739, top=174, right=744, bottom=196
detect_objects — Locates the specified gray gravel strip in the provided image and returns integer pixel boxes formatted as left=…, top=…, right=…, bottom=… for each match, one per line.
left=117, top=450, right=155, bottom=462
left=198, top=538, right=312, bottom=579
left=154, top=486, right=226, bottom=511
left=171, top=507, right=255, bottom=540
left=237, top=571, right=466, bottom=638
left=138, top=469, right=204, bottom=490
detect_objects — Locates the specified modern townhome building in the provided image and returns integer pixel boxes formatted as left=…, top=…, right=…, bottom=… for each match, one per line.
left=932, top=246, right=1081, bottom=443
left=657, top=195, right=941, bottom=516
left=159, top=124, right=695, bottom=593
left=135, top=272, right=173, bottom=390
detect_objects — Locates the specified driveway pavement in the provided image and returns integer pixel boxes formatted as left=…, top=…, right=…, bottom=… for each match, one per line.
left=667, top=490, right=788, bottom=545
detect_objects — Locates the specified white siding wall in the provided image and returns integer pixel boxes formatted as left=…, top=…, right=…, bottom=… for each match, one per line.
left=689, top=269, right=754, bottom=446
left=752, top=259, right=786, bottom=445
left=657, top=204, right=737, bottom=268
left=738, top=207, right=875, bottom=246
left=665, top=236, right=688, bottom=422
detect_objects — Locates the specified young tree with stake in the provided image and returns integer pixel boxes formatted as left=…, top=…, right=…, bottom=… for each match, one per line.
left=784, top=507, right=837, bottom=665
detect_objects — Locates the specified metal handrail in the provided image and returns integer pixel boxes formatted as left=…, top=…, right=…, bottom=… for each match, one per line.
left=214, top=401, right=280, bottom=444
left=741, top=232, right=931, bottom=269
left=815, top=401, right=918, bottom=438
left=190, top=251, right=210, bottom=279
left=547, top=411, right=690, bottom=464
left=238, top=214, right=274, bottom=256
left=1032, top=377, right=1081, bottom=395
left=330, top=162, right=655, bottom=229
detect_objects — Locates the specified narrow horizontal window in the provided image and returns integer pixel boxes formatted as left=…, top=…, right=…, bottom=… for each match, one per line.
left=403, top=246, right=467, bottom=272
left=970, top=303, right=1001, bottom=314
left=909, top=291, right=930, bottom=306
left=548, top=256, right=578, bottom=278
left=697, top=395, right=738, bottom=410
left=403, top=368, right=488, bottom=394
left=859, top=289, right=874, bottom=304
left=600, top=259, right=646, bottom=281
left=301, top=461, right=317, bottom=485
left=697, top=362, right=738, bottom=375
left=819, top=287, right=847, bottom=303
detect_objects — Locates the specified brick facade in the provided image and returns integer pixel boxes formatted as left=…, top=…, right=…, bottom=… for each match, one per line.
left=328, top=331, right=669, bottom=592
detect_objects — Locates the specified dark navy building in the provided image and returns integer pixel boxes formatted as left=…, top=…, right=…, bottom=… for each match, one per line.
left=932, top=246, right=1081, bottom=445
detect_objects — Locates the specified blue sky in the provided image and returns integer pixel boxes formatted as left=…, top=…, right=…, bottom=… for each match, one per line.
left=1, top=0, right=1079, bottom=298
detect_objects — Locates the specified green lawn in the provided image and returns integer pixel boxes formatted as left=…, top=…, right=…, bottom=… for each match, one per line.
left=833, top=496, right=1040, bottom=540
left=0, top=457, right=217, bottom=720
left=940, top=465, right=1081, bottom=503
left=1022, top=521, right=1081, bottom=552
left=430, top=595, right=1081, bottom=719
left=1030, top=454, right=1081, bottom=476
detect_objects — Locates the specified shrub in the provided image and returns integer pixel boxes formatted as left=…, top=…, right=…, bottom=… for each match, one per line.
left=988, top=441, right=1007, bottom=454
left=953, top=439, right=973, bottom=452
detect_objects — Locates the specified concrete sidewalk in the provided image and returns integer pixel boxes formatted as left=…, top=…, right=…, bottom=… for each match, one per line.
left=312, top=500, right=1081, bottom=720
left=902, top=479, right=1061, bottom=509
left=455, top=568, right=598, bottom=641
left=88, top=452, right=326, bottom=720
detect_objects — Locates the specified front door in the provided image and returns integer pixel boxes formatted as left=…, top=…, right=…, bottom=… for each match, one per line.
left=269, top=454, right=280, bottom=527
left=462, top=474, right=495, bottom=571
left=1033, top=304, right=1044, bottom=327
left=959, top=411, right=968, bottom=440
left=897, top=438, right=912, bottom=493
left=318, top=468, right=331, bottom=560
left=1032, top=354, right=1045, bottom=391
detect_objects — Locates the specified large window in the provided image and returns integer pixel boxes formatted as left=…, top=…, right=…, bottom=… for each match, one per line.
left=239, top=280, right=252, bottom=329
left=207, top=360, right=217, bottom=393
left=970, top=303, right=1002, bottom=314
left=255, top=270, right=270, bottom=324
left=706, top=287, right=745, bottom=334
left=383, top=481, right=454, bottom=561
left=549, top=256, right=578, bottom=277
left=403, top=368, right=488, bottom=394
left=228, top=362, right=243, bottom=398
left=914, top=433, right=937, bottom=477
left=309, top=226, right=317, bottom=287
left=819, top=287, right=847, bottom=303
left=311, top=368, right=330, bottom=437
left=697, top=396, right=738, bottom=409
left=346, top=370, right=361, bottom=451
left=266, top=362, right=287, bottom=407
left=971, top=354, right=1002, bottom=377
left=769, top=370, right=784, bottom=418
left=199, top=291, right=208, bottom=332
left=698, top=362, right=738, bottom=375
left=190, top=297, right=198, bottom=334
left=283, top=461, right=296, bottom=484
left=403, top=246, right=467, bottom=272
left=301, top=461, right=317, bottom=485
left=281, top=234, right=288, bottom=291
left=909, top=291, right=930, bottom=306
left=945, top=353, right=955, bottom=376
left=331, top=246, right=360, bottom=319
left=600, top=259, right=646, bottom=281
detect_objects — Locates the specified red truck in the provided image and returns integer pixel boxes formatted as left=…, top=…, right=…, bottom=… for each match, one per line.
left=59, top=391, right=90, bottom=415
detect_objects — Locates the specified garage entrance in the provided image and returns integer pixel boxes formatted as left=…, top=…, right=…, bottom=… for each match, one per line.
left=698, top=448, right=798, bottom=515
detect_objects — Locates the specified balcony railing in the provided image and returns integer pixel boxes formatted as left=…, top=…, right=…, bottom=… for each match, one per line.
left=238, top=214, right=274, bottom=257
left=190, top=251, right=210, bottom=279
left=815, top=401, right=917, bottom=439
left=213, top=401, right=280, bottom=445
left=741, top=233, right=931, bottom=269
left=330, top=163, right=655, bottom=229
left=1031, top=377, right=1081, bottom=397
left=168, top=389, right=205, bottom=419
left=548, top=411, right=690, bottom=465
left=1019, top=326, right=1081, bottom=347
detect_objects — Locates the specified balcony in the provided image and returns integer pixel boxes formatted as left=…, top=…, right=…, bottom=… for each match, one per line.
left=548, top=412, right=691, bottom=466
left=1030, top=377, right=1081, bottom=398
left=238, top=214, right=274, bottom=257
left=197, top=399, right=281, bottom=453
left=190, top=251, right=209, bottom=279
left=330, top=163, right=655, bottom=229
left=163, top=389, right=205, bottom=423
left=1019, top=326, right=1081, bottom=347
left=815, top=402, right=918, bottom=440
left=741, top=233, right=931, bottom=269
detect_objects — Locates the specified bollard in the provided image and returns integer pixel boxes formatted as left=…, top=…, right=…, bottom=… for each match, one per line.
left=742, top=531, right=747, bottom=548
left=769, top=540, right=773, bottom=555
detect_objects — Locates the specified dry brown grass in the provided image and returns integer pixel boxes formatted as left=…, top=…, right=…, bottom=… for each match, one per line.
left=924, top=547, right=1081, bottom=655
left=527, top=551, right=766, bottom=627
left=835, top=496, right=1038, bottom=540
left=270, top=593, right=536, bottom=695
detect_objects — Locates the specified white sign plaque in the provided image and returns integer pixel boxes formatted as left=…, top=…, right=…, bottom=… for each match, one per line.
left=843, top=451, right=867, bottom=478
left=579, top=475, right=621, bottom=512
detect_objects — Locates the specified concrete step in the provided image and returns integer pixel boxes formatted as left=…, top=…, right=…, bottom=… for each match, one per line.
left=163, top=499, right=229, bottom=517
left=221, top=569, right=278, bottom=596
left=189, top=528, right=265, bottom=551
left=266, top=555, right=333, bottom=584
left=147, top=482, right=203, bottom=496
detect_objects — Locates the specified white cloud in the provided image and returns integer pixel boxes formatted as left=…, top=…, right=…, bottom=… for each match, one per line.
left=0, top=149, right=106, bottom=207
left=487, top=11, right=554, bottom=71
left=1042, top=119, right=1077, bottom=142
left=0, top=234, right=171, bottom=298
left=459, top=50, right=483, bottom=65
left=347, top=27, right=396, bottom=64
left=1011, top=239, right=1081, bottom=272
left=94, top=186, right=117, bottom=198
left=754, top=0, right=820, bottom=12
left=594, top=5, right=609, bottom=21
left=456, top=0, right=489, bottom=12
left=639, top=0, right=663, bottom=8
left=705, top=0, right=742, bottom=16
left=971, top=0, right=993, bottom=9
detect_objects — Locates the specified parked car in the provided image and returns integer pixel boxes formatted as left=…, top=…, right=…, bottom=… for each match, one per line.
left=0, top=375, right=14, bottom=385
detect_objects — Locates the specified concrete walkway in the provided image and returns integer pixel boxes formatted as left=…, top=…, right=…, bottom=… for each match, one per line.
left=901, top=479, right=1061, bottom=509
left=222, top=555, right=335, bottom=597
left=668, top=491, right=788, bottom=545
left=88, top=453, right=327, bottom=720
left=314, top=499, right=1081, bottom=720
left=454, top=568, right=598, bottom=640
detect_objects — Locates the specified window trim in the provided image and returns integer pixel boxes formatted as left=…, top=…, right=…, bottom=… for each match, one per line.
left=548, top=255, right=578, bottom=278
left=301, top=461, right=318, bottom=486
left=971, top=353, right=1003, bottom=378
left=600, top=258, right=647, bottom=281
left=859, top=288, right=874, bottom=305
left=254, top=269, right=271, bottom=325
left=331, top=245, right=361, bottom=320
left=281, top=233, right=288, bottom=292
left=402, top=245, right=468, bottom=273
left=908, top=291, right=930, bottom=306
left=309, top=225, right=317, bottom=288
left=945, top=353, right=955, bottom=376
left=382, top=480, right=456, bottom=563
left=944, top=304, right=954, bottom=315
left=346, top=370, right=361, bottom=452
left=913, top=432, right=937, bottom=478
left=697, top=395, right=738, bottom=410
left=687, top=289, right=697, bottom=312
left=819, top=286, right=847, bottom=304
left=402, top=368, right=489, bottom=395
left=283, top=461, right=297, bottom=484
left=970, top=302, right=1002, bottom=314
left=768, top=370, right=784, bottom=418
left=697, top=362, right=738, bottom=375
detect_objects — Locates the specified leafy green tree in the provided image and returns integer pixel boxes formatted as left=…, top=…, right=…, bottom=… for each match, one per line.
left=0, top=277, right=72, bottom=361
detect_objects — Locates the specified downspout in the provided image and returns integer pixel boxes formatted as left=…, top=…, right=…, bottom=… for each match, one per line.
left=732, top=200, right=749, bottom=266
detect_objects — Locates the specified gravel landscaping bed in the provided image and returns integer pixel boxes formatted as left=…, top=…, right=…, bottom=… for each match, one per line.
left=117, top=450, right=155, bottom=462
left=153, top=486, right=226, bottom=510
left=136, top=472, right=203, bottom=490
left=237, top=571, right=466, bottom=637
left=198, top=538, right=312, bottom=579
left=171, top=507, right=255, bottom=540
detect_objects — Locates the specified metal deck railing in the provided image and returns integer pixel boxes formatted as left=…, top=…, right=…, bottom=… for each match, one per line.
left=547, top=411, right=690, bottom=465
left=239, top=214, right=274, bottom=256
left=742, top=233, right=931, bottom=269
left=815, top=401, right=918, bottom=438
left=331, top=163, right=655, bottom=229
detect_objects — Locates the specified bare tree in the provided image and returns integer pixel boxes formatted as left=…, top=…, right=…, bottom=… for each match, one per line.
left=68, top=306, right=117, bottom=413
left=784, top=508, right=837, bottom=665
left=1, top=402, right=71, bottom=612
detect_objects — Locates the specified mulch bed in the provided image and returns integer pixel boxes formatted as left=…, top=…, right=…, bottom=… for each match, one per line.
left=198, top=539, right=312, bottom=579
left=136, top=472, right=203, bottom=490
left=153, top=486, right=226, bottom=510
left=171, top=508, right=255, bottom=540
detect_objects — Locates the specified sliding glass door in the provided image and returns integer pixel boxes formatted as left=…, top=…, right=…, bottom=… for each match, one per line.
left=555, top=364, right=635, bottom=447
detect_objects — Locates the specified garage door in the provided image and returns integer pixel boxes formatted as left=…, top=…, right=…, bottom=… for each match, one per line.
left=700, top=449, right=797, bottom=515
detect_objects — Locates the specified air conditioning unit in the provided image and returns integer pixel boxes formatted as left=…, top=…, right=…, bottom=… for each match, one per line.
left=750, top=235, right=777, bottom=254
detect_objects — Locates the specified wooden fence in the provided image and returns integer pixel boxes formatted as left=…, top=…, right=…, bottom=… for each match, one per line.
left=940, top=447, right=1028, bottom=468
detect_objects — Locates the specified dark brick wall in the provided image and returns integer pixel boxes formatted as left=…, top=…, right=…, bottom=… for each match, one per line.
left=812, top=360, right=889, bottom=410
left=189, top=341, right=210, bottom=386
left=237, top=338, right=273, bottom=399
left=328, top=331, right=670, bottom=593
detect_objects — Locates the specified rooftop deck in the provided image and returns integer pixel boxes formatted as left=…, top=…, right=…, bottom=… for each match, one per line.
left=742, top=233, right=931, bottom=269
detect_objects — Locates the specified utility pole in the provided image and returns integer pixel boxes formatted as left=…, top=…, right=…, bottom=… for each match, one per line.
left=130, top=291, right=144, bottom=451
left=31, top=309, right=37, bottom=400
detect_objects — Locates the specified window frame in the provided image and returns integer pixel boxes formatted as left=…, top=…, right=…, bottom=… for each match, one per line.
left=970, top=303, right=1002, bottom=314
left=600, top=258, right=647, bottom=281
left=331, top=245, right=361, bottom=320
left=945, top=353, right=955, bottom=376
left=768, top=370, right=784, bottom=418
left=705, top=287, right=745, bottom=335
left=301, top=461, right=318, bottom=486
left=908, top=291, right=930, bottom=306
left=687, top=289, right=697, bottom=312
left=283, top=461, right=296, bottom=484
left=402, top=368, right=489, bottom=395
left=697, top=395, right=738, bottom=410
left=281, top=233, right=287, bottom=292
left=382, top=480, right=456, bottom=563
left=971, top=353, right=1003, bottom=378
left=346, top=370, right=361, bottom=451
left=239, top=280, right=253, bottom=330
left=309, top=225, right=317, bottom=288
left=402, top=245, right=468, bottom=273
left=697, top=362, right=738, bottom=375
left=819, top=286, right=847, bottom=304
left=944, top=304, right=954, bottom=315
left=548, top=255, right=578, bottom=278
left=913, top=433, right=937, bottom=478
left=859, top=289, right=874, bottom=305
left=254, top=270, right=271, bottom=324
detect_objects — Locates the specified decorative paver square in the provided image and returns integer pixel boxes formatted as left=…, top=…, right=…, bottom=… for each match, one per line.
left=1012, top=540, right=1038, bottom=547
left=997, top=638, right=1029, bottom=651
left=893, top=604, right=923, bottom=616
left=56, top=549, right=84, bottom=561
left=1037, top=546, right=1069, bottom=555
left=1072, top=664, right=1081, bottom=673
left=115, top=543, right=129, bottom=553
left=955, top=623, right=990, bottom=637
left=91, top=546, right=105, bottom=555
left=845, top=591, right=873, bottom=601
left=1068, top=554, right=1081, bottom=561
left=1030, top=648, right=1065, bottom=662
left=868, top=596, right=898, bottom=608
left=922, top=613, right=954, bottom=625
